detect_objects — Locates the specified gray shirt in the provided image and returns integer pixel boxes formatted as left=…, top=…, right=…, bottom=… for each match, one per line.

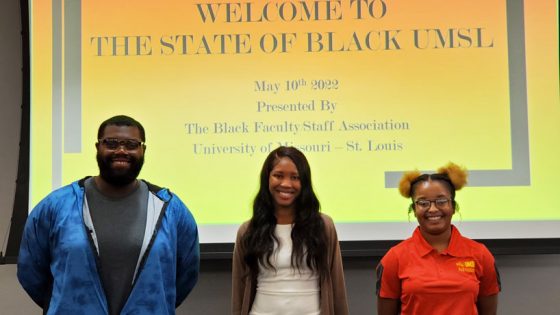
left=85, top=177, right=148, bottom=315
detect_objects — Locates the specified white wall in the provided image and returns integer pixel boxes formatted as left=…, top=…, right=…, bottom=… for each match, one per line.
left=0, top=0, right=22, bottom=258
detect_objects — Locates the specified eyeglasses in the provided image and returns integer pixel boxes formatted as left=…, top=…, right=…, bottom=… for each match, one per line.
left=414, top=198, right=451, bottom=210
left=98, top=138, right=144, bottom=150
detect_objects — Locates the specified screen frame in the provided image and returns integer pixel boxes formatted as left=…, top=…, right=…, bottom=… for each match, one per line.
left=3, top=0, right=560, bottom=264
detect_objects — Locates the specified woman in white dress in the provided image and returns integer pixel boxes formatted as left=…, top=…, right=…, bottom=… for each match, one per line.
left=232, top=146, right=348, bottom=315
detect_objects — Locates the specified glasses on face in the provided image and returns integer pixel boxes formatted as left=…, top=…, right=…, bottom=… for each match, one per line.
left=414, top=198, right=451, bottom=211
left=98, top=138, right=144, bottom=150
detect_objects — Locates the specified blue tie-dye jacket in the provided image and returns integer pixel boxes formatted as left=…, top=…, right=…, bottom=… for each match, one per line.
left=17, top=178, right=200, bottom=315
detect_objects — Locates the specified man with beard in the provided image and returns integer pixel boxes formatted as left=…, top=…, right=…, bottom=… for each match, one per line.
left=17, top=115, right=200, bottom=315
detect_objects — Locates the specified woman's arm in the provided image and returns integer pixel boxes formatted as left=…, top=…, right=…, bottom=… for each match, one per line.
left=231, top=223, right=249, bottom=315
left=377, top=297, right=400, bottom=315
left=477, top=294, right=498, bottom=315
left=324, top=215, right=349, bottom=315
left=476, top=244, right=500, bottom=315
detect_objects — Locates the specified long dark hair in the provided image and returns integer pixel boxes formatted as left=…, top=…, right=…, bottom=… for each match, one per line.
left=243, top=146, right=328, bottom=280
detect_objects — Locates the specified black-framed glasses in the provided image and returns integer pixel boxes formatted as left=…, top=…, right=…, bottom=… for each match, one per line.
left=98, top=138, right=144, bottom=150
left=414, top=198, right=451, bottom=210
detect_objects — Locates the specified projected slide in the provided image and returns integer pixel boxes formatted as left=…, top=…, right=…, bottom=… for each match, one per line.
left=30, top=0, right=560, bottom=242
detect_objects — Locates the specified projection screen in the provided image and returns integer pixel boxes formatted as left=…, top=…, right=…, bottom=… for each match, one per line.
left=28, top=0, right=560, bottom=244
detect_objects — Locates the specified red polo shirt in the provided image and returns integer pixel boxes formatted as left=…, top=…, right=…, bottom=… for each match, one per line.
left=376, top=226, right=501, bottom=315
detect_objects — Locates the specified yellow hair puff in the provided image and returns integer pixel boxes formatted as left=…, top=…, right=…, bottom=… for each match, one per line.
left=398, top=170, right=422, bottom=198
left=437, top=162, right=468, bottom=190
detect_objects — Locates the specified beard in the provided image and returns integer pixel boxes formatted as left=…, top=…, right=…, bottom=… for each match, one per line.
left=96, top=152, right=144, bottom=186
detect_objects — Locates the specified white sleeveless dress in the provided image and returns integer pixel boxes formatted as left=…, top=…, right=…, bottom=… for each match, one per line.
left=249, top=224, right=320, bottom=315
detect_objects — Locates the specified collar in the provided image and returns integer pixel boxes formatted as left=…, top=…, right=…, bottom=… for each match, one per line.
left=413, top=225, right=464, bottom=257
left=78, top=177, right=164, bottom=194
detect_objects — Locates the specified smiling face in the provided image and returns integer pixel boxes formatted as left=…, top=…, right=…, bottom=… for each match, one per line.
left=412, top=180, right=455, bottom=237
left=268, top=157, right=301, bottom=213
left=96, top=125, right=145, bottom=186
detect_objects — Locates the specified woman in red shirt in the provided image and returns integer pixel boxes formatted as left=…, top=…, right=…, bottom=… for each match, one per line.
left=376, top=162, right=500, bottom=315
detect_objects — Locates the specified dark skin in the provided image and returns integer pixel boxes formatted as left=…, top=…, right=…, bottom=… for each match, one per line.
left=269, top=157, right=301, bottom=224
left=477, top=295, right=498, bottom=315
left=377, top=298, right=400, bottom=315
left=378, top=179, right=498, bottom=315
left=94, top=125, right=146, bottom=198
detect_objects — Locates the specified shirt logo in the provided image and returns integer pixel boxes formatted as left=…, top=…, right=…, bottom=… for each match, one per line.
left=456, top=260, right=475, bottom=273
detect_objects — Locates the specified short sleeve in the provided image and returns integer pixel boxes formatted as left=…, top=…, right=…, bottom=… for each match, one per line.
left=376, top=249, right=401, bottom=299
left=477, top=245, right=501, bottom=296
